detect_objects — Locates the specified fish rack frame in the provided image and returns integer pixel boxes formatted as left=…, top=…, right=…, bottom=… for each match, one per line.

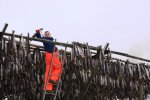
left=0, top=23, right=150, bottom=100
left=1, top=24, right=150, bottom=63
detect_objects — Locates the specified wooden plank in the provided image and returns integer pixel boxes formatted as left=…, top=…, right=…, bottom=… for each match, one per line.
left=0, top=23, right=8, bottom=40
left=139, top=82, right=144, bottom=100
left=2, top=23, right=8, bottom=33
left=2, top=32, right=73, bottom=48
left=111, top=51, right=150, bottom=63
left=1, top=32, right=150, bottom=63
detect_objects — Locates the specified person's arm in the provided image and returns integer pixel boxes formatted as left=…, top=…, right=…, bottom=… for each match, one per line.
left=50, top=37, right=54, bottom=41
left=32, top=33, right=38, bottom=38
left=32, top=29, right=42, bottom=38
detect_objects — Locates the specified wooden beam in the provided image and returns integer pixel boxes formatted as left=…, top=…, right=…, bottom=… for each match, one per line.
left=1, top=32, right=73, bottom=48
left=0, top=23, right=8, bottom=40
left=1, top=32, right=150, bottom=63
left=111, top=51, right=150, bottom=63
left=2, top=23, right=8, bottom=33
left=139, top=81, right=144, bottom=100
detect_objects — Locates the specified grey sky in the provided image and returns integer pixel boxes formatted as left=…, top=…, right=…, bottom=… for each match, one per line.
left=0, top=0, right=150, bottom=62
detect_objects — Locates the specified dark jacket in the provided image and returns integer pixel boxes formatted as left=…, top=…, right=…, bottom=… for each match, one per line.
left=34, top=32, right=55, bottom=53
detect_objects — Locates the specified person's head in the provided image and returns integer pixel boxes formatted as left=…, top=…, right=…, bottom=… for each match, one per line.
left=44, top=31, right=51, bottom=37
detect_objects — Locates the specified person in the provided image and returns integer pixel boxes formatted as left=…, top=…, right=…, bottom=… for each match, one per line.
left=33, top=29, right=62, bottom=93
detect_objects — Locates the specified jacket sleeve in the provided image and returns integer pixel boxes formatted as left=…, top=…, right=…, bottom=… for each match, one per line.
left=33, top=32, right=42, bottom=38
left=50, top=37, right=54, bottom=41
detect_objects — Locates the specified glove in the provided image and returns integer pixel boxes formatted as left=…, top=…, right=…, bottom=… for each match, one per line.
left=35, top=29, right=40, bottom=33
left=35, top=28, right=43, bottom=33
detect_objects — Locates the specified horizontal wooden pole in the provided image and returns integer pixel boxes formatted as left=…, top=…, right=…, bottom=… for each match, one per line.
left=4, top=36, right=45, bottom=50
left=2, top=23, right=8, bottom=33
left=112, top=58, right=136, bottom=65
left=111, top=51, right=150, bottom=63
left=1, top=32, right=150, bottom=63
left=1, top=32, right=73, bottom=48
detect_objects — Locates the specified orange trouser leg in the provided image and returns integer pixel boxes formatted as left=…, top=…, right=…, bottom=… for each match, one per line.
left=49, top=52, right=62, bottom=81
left=44, top=52, right=62, bottom=90
left=44, top=52, right=53, bottom=90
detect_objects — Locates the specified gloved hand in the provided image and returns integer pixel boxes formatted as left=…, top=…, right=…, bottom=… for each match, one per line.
left=35, top=29, right=40, bottom=33
left=32, top=29, right=41, bottom=38
left=35, top=28, right=43, bottom=33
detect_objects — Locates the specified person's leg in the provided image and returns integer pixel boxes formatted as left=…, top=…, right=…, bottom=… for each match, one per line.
left=49, top=53, right=62, bottom=82
left=44, top=52, right=53, bottom=90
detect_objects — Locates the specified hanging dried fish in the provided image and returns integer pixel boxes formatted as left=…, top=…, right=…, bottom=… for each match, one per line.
left=0, top=32, right=150, bottom=100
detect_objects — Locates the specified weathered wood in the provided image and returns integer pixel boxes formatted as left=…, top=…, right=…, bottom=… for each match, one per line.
left=2, top=23, right=8, bottom=33
left=5, top=37, right=45, bottom=51
left=1, top=32, right=150, bottom=63
left=112, top=58, right=136, bottom=65
left=111, top=51, right=150, bottom=63
left=67, top=42, right=150, bottom=63
left=30, top=43, right=44, bottom=49
left=1, top=32, right=73, bottom=48
left=139, top=82, right=144, bottom=100
left=0, top=23, right=8, bottom=40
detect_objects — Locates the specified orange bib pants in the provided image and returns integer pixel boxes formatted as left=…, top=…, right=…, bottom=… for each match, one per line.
left=43, top=51, right=62, bottom=91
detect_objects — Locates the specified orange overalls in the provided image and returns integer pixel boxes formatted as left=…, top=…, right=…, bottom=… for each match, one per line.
left=43, top=51, right=62, bottom=91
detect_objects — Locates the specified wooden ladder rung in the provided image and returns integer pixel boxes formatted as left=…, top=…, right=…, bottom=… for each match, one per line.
left=53, top=64, right=62, bottom=66
left=50, top=73, right=60, bottom=76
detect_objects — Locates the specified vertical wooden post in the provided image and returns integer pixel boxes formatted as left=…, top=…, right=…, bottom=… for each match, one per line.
left=129, top=90, right=132, bottom=100
left=0, top=23, right=8, bottom=40
left=129, top=96, right=132, bottom=100
left=2, top=23, right=8, bottom=33
left=139, top=81, right=144, bottom=100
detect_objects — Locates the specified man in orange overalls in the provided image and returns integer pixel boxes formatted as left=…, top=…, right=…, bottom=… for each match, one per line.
left=33, top=29, right=62, bottom=93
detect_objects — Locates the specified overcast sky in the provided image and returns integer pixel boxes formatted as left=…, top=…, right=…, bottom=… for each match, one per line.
left=0, top=0, right=150, bottom=62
